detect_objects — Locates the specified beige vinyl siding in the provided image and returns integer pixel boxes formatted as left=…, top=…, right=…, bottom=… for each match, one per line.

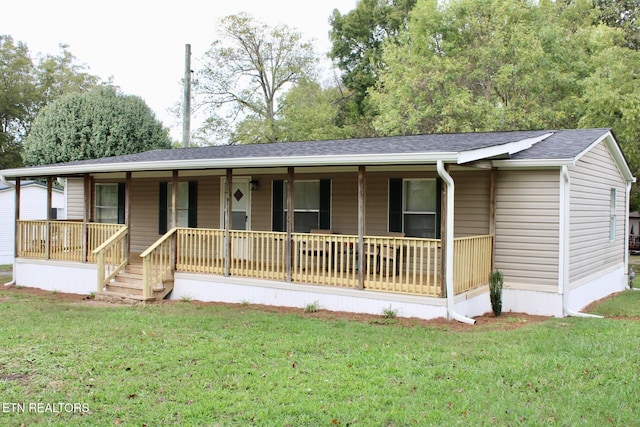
left=569, top=142, right=626, bottom=283
left=494, top=169, right=560, bottom=287
left=128, top=176, right=223, bottom=252
left=65, top=177, right=85, bottom=220
left=452, top=170, right=491, bottom=237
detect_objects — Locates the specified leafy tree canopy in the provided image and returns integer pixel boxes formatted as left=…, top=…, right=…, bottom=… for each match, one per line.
left=0, top=35, right=101, bottom=169
left=23, top=86, right=171, bottom=166
left=329, top=0, right=417, bottom=113
left=195, top=13, right=317, bottom=144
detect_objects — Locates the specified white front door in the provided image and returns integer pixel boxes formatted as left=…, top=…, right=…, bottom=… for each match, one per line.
left=221, top=177, right=251, bottom=230
left=221, top=178, right=252, bottom=259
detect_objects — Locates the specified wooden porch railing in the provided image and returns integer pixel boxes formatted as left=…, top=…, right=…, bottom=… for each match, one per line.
left=17, top=220, right=48, bottom=259
left=141, top=228, right=177, bottom=299
left=292, top=233, right=359, bottom=288
left=93, top=226, right=129, bottom=292
left=453, top=235, right=494, bottom=294
left=229, top=230, right=287, bottom=280
left=176, top=228, right=225, bottom=274
left=17, top=220, right=125, bottom=262
left=363, top=235, right=442, bottom=296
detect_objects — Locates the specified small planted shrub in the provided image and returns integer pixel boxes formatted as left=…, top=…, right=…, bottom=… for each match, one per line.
left=304, top=300, right=320, bottom=313
left=381, top=305, right=398, bottom=319
left=489, top=270, right=504, bottom=317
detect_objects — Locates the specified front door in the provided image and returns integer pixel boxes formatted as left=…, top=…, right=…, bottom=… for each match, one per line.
left=221, top=178, right=251, bottom=259
left=221, top=177, right=251, bottom=230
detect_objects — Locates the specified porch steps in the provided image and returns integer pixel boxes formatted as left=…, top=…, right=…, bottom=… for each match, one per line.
left=95, top=262, right=174, bottom=304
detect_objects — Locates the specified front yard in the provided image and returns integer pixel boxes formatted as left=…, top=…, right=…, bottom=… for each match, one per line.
left=0, top=286, right=638, bottom=426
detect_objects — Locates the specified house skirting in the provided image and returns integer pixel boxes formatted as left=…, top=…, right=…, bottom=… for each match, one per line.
left=502, top=264, right=626, bottom=317
left=566, top=264, right=626, bottom=312
left=14, top=258, right=96, bottom=295
left=172, top=272, right=460, bottom=320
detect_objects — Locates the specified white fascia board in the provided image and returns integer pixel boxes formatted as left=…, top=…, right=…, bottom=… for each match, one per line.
left=0, top=152, right=458, bottom=179
left=491, top=158, right=573, bottom=168
left=576, top=131, right=635, bottom=183
left=457, top=133, right=553, bottom=164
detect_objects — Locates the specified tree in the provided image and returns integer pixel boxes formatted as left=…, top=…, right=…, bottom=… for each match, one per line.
left=195, top=13, right=317, bottom=144
left=0, top=36, right=36, bottom=168
left=23, top=87, right=172, bottom=166
left=369, top=0, right=610, bottom=135
left=0, top=35, right=101, bottom=169
left=596, top=0, right=640, bottom=50
left=329, top=0, right=417, bottom=113
left=277, top=79, right=354, bottom=142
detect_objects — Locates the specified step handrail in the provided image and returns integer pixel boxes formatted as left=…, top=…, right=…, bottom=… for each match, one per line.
left=94, top=226, right=129, bottom=292
left=141, top=228, right=177, bottom=299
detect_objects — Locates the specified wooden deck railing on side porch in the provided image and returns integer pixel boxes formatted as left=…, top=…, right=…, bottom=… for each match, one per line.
left=93, top=226, right=129, bottom=292
left=453, top=235, right=493, bottom=294
left=17, top=220, right=125, bottom=262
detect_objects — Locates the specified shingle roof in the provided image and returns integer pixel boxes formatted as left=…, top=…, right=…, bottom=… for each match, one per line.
left=56, top=129, right=560, bottom=167
left=0, top=128, right=629, bottom=179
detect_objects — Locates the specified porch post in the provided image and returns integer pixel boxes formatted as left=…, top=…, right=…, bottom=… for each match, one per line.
left=82, top=174, right=91, bottom=262
left=46, top=177, right=52, bottom=260
left=14, top=178, right=20, bottom=261
left=172, top=170, right=179, bottom=270
left=357, top=166, right=365, bottom=289
left=125, top=172, right=132, bottom=260
left=225, top=169, right=232, bottom=277
left=286, top=167, right=294, bottom=282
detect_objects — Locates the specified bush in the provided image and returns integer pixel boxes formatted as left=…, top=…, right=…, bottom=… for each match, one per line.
left=489, top=270, right=504, bottom=317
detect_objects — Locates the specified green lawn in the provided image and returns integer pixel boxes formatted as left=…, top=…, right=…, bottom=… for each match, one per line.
left=0, top=288, right=638, bottom=426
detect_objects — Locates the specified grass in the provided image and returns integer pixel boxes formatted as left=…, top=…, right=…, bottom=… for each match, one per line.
left=0, top=290, right=639, bottom=426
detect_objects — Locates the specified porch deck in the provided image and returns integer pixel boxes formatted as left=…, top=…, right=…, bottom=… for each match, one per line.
left=16, top=220, right=493, bottom=301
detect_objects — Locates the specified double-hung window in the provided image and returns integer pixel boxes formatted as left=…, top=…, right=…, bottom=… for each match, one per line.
left=158, top=181, right=197, bottom=234
left=95, top=183, right=125, bottom=224
left=272, top=179, right=331, bottom=233
left=389, top=178, right=440, bottom=238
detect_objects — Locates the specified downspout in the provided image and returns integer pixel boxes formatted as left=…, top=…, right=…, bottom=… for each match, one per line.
left=436, top=161, right=476, bottom=325
left=560, top=166, right=603, bottom=318
left=1, top=175, right=16, bottom=286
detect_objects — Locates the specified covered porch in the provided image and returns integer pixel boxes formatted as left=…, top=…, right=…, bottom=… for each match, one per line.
left=16, top=160, right=495, bottom=318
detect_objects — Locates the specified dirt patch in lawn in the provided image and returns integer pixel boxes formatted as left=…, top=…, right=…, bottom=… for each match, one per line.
left=0, top=284, right=550, bottom=331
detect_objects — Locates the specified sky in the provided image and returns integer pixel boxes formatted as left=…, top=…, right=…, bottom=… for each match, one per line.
left=1, top=0, right=358, bottom=140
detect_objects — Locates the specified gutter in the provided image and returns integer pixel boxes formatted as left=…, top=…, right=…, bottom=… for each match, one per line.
left=560, top=166, right=603, bottom=318
left=436, top=160, right=476, bottom=325
left=0, top=175, right=16, bottom=286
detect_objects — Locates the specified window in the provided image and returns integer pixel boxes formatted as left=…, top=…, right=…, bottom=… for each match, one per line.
left=167, top=182, right=189, bottom=228
left=158, top=181, right=197, bottom=234
left=610, top=188, right=616, bottom=241
left=95, top=183, right=124, bottom=224
left=272, top=180, right=331, bottom=233
left=389, top=178, right=440, bottom=238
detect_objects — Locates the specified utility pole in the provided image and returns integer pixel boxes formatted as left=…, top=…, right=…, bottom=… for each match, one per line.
left=182, top=44, right=191, bottom=148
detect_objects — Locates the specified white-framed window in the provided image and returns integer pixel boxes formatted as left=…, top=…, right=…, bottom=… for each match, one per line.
left=284, top=180, right=321, bottom=233
left=166, top=182, right=189, bottom=228
left=389, top=178, right=439, bottom=238
left=95, top=183, right=119, bottom=224
left=403, top=179, right=438, bottom=238
left=272, top=179, right=331, bottom=233
left=610, top=188, right=616, bottom=241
